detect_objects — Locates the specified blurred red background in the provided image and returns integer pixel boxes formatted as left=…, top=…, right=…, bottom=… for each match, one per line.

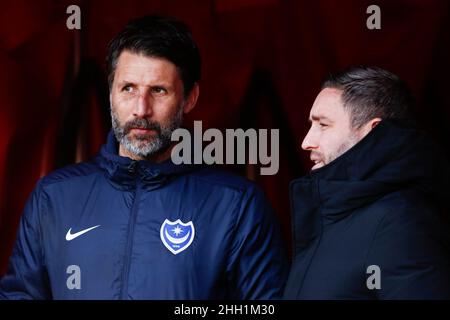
left=1, top=0, right=449, bottom=274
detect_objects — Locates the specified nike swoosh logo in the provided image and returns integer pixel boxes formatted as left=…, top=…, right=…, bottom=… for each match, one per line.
left=65, top=225, right=101, bottom=241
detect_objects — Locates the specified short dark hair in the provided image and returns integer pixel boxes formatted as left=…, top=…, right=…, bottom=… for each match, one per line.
left=322, top=66, right=415, bottom=128
left=106, top=15, right=201, bottom=96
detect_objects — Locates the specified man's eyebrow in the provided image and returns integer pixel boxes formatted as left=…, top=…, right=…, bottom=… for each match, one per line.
left=117, top=80, right=135, bottom=86
left=310, top=115, right=332, bottom=122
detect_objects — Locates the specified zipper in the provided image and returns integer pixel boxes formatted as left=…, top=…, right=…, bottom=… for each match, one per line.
left=120, top=161, right=140, bottom=299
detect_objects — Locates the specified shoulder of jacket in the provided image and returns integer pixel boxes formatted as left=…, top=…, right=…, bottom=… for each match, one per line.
left=40, top=158, right=101, bottom=187
left=365, top=189, right=442, bottom=243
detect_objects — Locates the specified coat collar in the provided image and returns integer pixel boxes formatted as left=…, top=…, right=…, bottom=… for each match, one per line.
left=96, top=130, right=201, bottom=190
left=290, top=120, right=449, bottom=230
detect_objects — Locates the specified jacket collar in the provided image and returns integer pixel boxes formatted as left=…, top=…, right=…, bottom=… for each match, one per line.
left=291, top=120, right=450, bottom=222
left=96, top=130, right=201, bottom=190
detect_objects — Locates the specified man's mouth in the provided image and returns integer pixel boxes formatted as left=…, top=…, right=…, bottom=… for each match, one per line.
left=130, top=128, right=155, bottom=134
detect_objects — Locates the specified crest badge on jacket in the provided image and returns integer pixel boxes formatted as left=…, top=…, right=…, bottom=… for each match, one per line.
left=160, top=219, right=195, bottom=254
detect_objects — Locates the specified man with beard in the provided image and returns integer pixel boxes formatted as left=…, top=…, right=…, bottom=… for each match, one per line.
left=284, top=66, right=450, bottom=299
left=0, top=16, right=288, bottom=299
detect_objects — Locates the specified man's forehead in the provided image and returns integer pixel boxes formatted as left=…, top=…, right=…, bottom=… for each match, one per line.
left=309, top=88, right=345, bottom=120
left=114, top=51, right=178, bottom=82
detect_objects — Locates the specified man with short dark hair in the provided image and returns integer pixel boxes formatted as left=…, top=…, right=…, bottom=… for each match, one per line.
left=0, top=15, right=288, bottom=299
left=284, top=66, right=450, bottom=299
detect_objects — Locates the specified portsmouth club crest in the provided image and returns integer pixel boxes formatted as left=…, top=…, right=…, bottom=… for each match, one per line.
left=160, top=219, right=195, bottom=255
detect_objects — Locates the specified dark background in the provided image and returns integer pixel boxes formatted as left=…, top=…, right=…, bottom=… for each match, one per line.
left=1, top=0, right=449, bottom=275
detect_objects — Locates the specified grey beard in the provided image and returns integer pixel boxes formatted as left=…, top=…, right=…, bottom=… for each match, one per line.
left=110, top=106, right=183, bottom=158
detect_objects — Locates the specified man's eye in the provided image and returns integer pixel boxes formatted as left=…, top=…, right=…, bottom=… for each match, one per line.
left=152, top=87, right=167, bottom=94
left=122, top=85, right=133, bottom=93
left=319, top=123, right=329, bottom=128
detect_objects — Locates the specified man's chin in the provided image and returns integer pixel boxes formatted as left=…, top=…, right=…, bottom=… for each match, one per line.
left=122, top=135, right=156, bottom=152
left=311, top=162, right=325, bottom=171
left=126, top=136, right=173, bottom=158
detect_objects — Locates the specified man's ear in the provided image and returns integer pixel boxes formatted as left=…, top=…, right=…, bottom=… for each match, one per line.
left=370, top=118, right=382, bottom=129
left=358, top=117, right=382, bottom=138
left=183, top=83, right=199, bottom=114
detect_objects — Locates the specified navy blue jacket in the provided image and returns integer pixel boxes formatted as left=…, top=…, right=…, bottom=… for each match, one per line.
left=0, top=131, right=288, bottom=299
left=284, top=121, right=450, bottom=299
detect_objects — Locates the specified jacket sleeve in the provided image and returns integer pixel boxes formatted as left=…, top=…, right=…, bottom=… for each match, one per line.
left=225, top=185, right=289, bottom=299
left=366, top=203, right=450, bottom=299
left=0, top=180, right=51, bottom=299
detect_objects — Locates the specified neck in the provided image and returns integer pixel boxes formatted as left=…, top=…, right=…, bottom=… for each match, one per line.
left=119, top=143, right=174, bottom=164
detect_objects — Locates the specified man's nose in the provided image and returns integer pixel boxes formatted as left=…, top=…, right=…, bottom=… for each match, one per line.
left=133, top=92, right=153, bottom=118
left=301, top=128, right=317, bottom=151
